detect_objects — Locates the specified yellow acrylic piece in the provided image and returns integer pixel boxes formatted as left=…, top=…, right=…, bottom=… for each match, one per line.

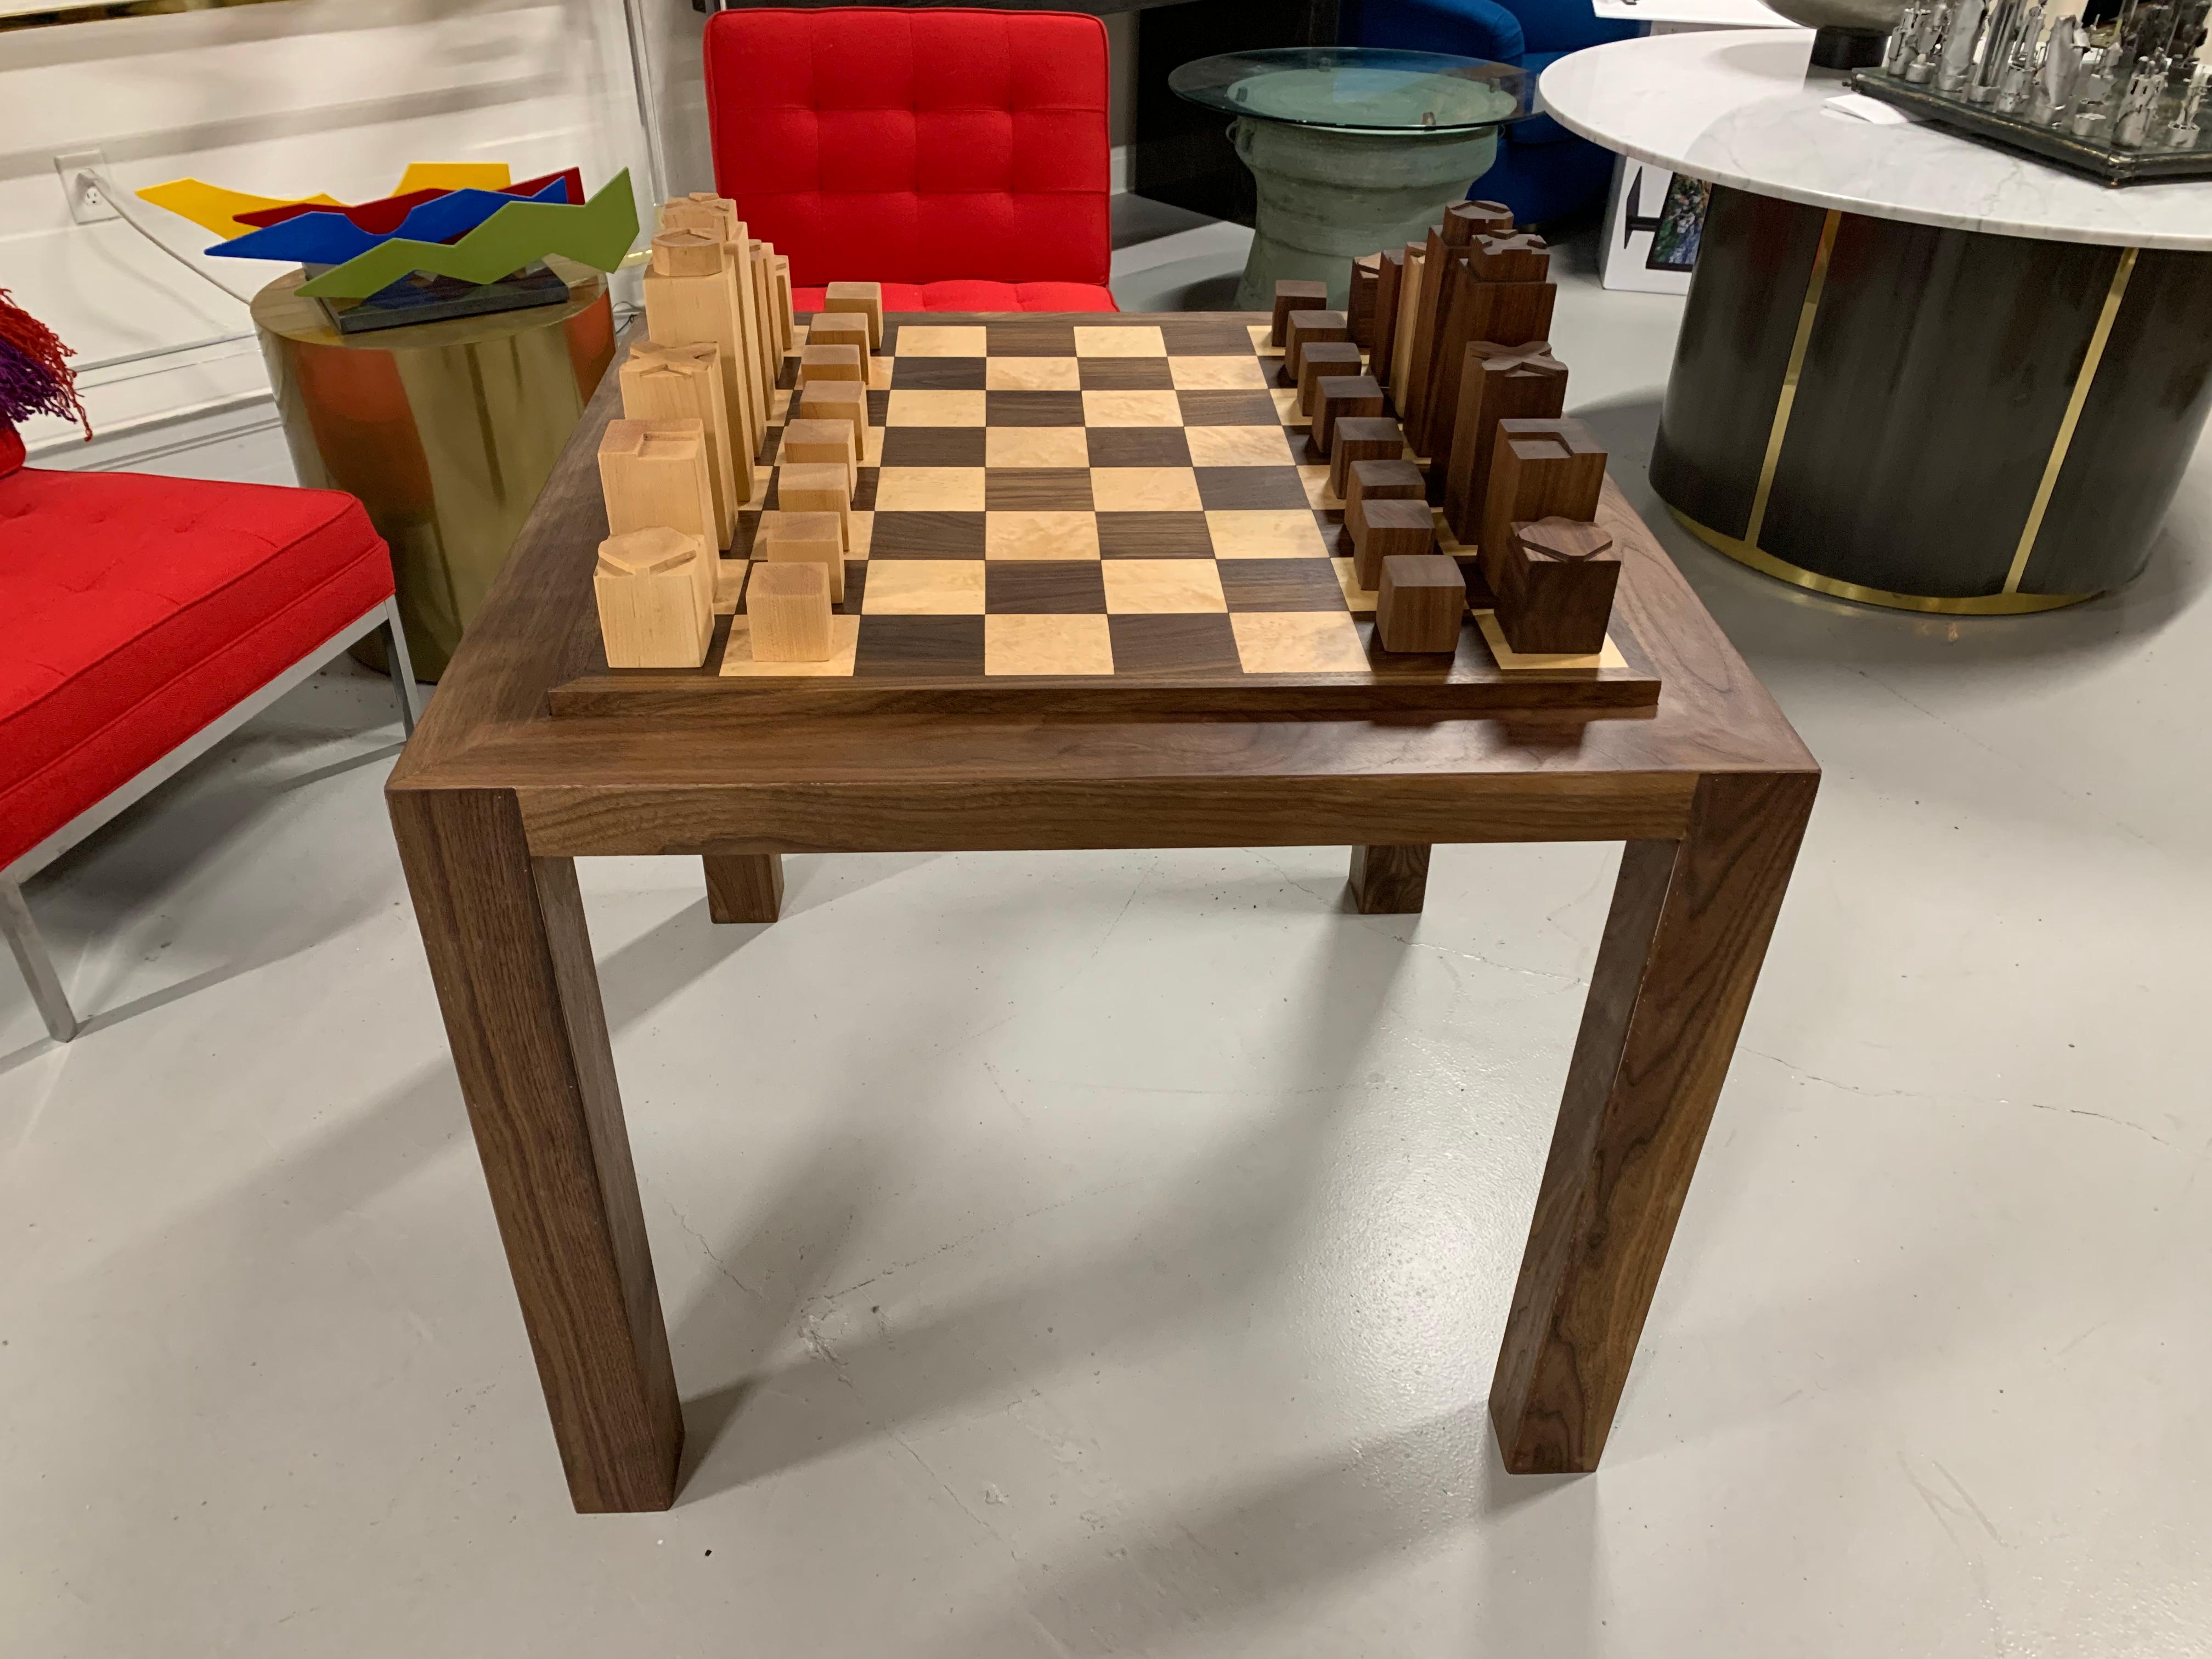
left=136, top=179, right=342, bottom=239
left=391, top=162, right=512, bottom=194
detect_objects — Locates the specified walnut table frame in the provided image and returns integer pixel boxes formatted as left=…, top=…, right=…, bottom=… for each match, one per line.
left=387, top=313, right=1818, bottom=1513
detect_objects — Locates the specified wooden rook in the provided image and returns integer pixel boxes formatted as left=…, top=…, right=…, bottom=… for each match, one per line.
left=747, top=561, right=833, bottom=662
left=1443, top=341, right=1567, bottom=544
left=808, top=310, right=870, bottom=355
left=759, top=509, right=847, bottom=603
left=597, top=419, right=716, bottom=615
left=799, top=380, right=868, bottom=453
left=799, top=342, right=864, bottom=385
left=1496, top=517, right=1620, bottom=655
left=776, top=460, right=854, bottom=549
left=1371, top=249, right=1405, bottom=385
left=1420, top=239, right=1559, bottom=487
left=593, top=527, right=710, bottom=668
left=1352, top=496, right=1436, bottom=590
left=1271, top=278, right=1329, bottom=346
left=780, top=416, right=858, bottom=488
left=1311, top=374, right=1383, bottom=460
left=641, top=229, right=763, bottom=500
left=1297, top=340, right=1365, bottom=416
left=1282, top=308, right=1349, bottom=383
left=1328, top=415, right=1405, bottom=500
left=1375, top=552, right=1468, bottom=652
left=822, top=280, right=883, bottom=349
left=1482, top=416, right=1607, bottom=584
left=619, top=342, right=737, bottom=543
left=1347, top=257, right=1380, bottom=349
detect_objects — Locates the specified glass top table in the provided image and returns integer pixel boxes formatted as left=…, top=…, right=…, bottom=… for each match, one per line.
left=1169, top=47, right=1534, bottom=134
left=1169, top=48, right=1531, bottom=311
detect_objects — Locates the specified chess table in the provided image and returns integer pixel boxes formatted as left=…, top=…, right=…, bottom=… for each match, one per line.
left=387, top=310, right=1819, bottom=1514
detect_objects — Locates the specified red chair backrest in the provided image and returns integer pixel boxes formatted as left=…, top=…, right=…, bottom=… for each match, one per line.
left=703, top=6, right=1110, bottom=289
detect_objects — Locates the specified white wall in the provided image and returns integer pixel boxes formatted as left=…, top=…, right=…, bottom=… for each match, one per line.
left=0, top=0, right=657, bottom=451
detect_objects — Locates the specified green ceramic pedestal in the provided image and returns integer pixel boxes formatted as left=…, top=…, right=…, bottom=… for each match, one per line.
left=1230, top=117, right=1499, bottom=309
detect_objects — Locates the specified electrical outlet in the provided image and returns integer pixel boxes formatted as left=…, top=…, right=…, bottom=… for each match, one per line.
left=54, top=149, right=119, bottom=225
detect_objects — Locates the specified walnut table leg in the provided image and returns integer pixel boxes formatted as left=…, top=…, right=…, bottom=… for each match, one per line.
left=703, top=853, right=784, bottom=923
left=1489, top=771, right=1816, bottom=1472
left=390, top=788, right=683, bottom=1512
left=1347, top=843, right=1431, bottom=914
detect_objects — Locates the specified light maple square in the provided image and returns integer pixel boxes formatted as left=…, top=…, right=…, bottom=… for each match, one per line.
left=1090, top=467, right=1203, bottom=512
left=1231, top=611, right=1369, bottom=674
left=1169, top=356, right=1269, bottom=390
left=1074, top=325, right=1167, bottom=357
left=986, top=512, right=1103, bottom=560
left=874, top=467, right=986, bottom=511
left=1102, top=560, right=1228, bottom=613
left=1082, top=390, right=1184, bottom=428
left=860, top=559, right=986, bottom=614
left=886, top=390, right=986, bottom=427
left=986, top=427, right=1091, bottom=468
left=1185, top=426, right=1296, bottom=467
left=896, top=325, right=988, bottom=357
left=985, top=614, right=1114, bottom=676
left=1206, top=510, right=1329, bottom=558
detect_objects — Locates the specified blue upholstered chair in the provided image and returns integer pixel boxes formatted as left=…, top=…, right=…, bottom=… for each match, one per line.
left=1340, top=0, right=1636, bottom=227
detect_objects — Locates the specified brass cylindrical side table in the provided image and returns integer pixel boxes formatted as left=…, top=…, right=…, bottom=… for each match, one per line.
left=256, top=263, right=616, bottom=679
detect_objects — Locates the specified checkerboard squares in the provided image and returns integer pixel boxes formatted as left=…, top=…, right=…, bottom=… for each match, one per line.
left=1082, top=391, right=1184, bottom=428
left=1102, top=560, right=1227, bottom=613
left=1206, top=510, right=1330, bottom=558
left=987, top=357, right=1081, bottom=391
left=887, top=390, right=986, bottom=427
left=875, top=466, right=985, bottom=511
left=895, top=325, right=988, bottom=358
left=1169, top=356, right=1269, bottom=391
left=987, top=426, right=1090, bottom=468
left=1184, top=426, right=1295, bottom=468
left=1231, top=611, right=1370, bottom=674
left=985, top=614, right=1114, bottom=676
left=1301, top=465, right=1341, bottom=510
left=1271, top=388, right=1304, bottom=426
left=1090, top=467, right=1203, bottom=512
left=860, top=559, right=986, bottom=614
left=1248, top=323, right=1282, bottom=357
left=988, top=512, right=1102, bottom=560
left=1074, top=325, right=1166, bottom=358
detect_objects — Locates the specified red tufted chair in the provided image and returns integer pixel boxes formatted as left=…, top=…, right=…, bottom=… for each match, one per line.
left=704, top=6, right=1117, bottom=313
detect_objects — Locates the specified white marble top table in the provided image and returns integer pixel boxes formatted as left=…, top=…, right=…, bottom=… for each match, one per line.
left=1589, top=0, right=1795, bottom=29
left=1540, top=30, right=2212, bottom=250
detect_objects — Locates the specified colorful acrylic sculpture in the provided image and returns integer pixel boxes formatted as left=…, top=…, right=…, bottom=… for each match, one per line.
left=137, top=163, right=637, bottom=334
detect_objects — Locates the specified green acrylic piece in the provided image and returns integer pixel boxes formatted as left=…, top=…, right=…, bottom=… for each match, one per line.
left=296, top=171, right=638, bottom=299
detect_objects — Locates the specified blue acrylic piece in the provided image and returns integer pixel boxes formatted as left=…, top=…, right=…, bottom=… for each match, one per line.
left=205, top=176, right=573, bottom=265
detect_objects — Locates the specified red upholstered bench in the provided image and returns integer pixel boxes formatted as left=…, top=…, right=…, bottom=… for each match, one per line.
left=706, top=7, right=1118, bottom=313
left=0, top=423, right=417, bottom=1042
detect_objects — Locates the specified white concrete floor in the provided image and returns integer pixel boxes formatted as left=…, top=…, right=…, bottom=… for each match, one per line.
left=5, top=217, right=2210, bottom=1659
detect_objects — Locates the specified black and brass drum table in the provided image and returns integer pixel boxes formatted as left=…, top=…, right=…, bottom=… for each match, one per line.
left=1544, top=30, right=2212, bottom=614
left=256, top=261, right=616, bottom=675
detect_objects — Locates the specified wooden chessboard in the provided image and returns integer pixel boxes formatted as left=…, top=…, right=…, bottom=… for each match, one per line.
left=548, top=313, right=1662, bottom=718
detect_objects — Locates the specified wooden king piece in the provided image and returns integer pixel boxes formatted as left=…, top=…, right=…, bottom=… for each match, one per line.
left=1442, top=341, right=1567, bottom=545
